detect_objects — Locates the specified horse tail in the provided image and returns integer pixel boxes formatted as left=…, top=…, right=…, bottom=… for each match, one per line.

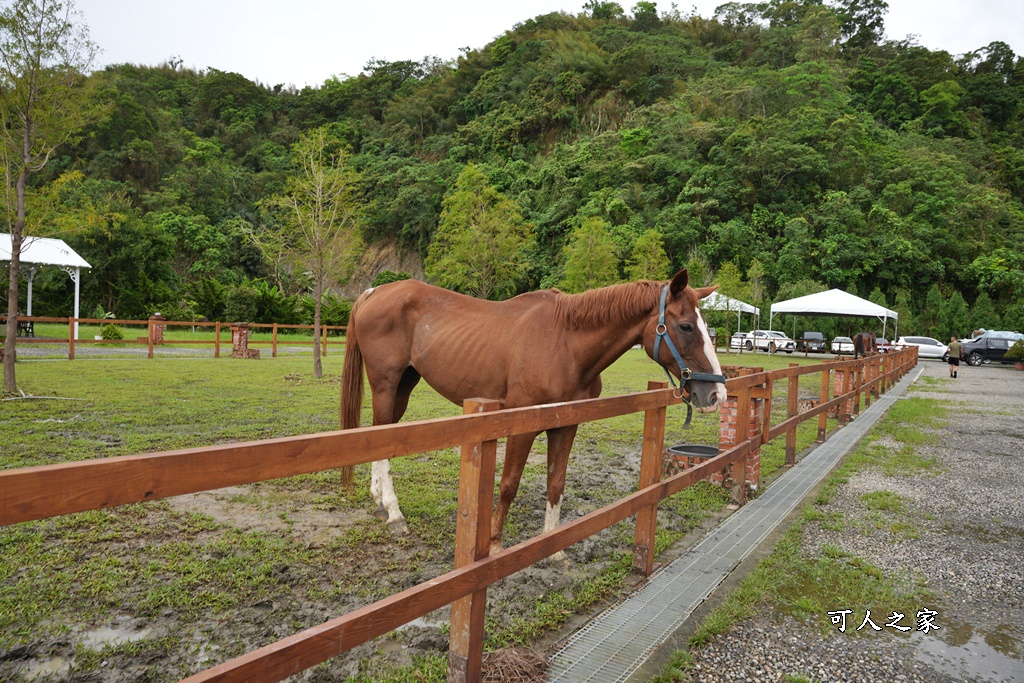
left=339, top=295, right=367, bottom=488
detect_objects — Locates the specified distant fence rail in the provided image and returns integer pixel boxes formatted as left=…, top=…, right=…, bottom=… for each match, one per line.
left=0, top=346, right=918, bottom=682
left=1, top=315, right=346, bottom=359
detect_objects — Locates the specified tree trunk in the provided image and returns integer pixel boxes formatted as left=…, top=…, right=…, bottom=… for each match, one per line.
left=312, top=279, right=323, bottom=379
left=3, top=164, right=28, bottom=395
left=3, top=234, right=20, bottom=395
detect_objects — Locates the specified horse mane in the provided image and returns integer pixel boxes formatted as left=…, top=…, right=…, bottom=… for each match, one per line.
left=554, top=280, right=666, bottom=330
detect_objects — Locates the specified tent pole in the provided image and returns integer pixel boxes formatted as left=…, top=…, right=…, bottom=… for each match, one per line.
left=26, top=267, right=36, bottom=316
left=73, top=267, right=81, bottom=340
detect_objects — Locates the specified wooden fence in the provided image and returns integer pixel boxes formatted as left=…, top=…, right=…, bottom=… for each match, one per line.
left=0, top=347, right=918, bottom=683
left=1, top=315, right=346, bottom=359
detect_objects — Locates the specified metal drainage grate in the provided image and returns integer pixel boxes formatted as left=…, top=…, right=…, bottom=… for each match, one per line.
left=547, top=369, right=922, bottom=682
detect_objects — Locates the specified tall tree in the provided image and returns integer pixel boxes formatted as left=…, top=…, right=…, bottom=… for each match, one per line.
left=1, top=0, right=99, bottom=394
left=624, top=229, right=669, bottom=281
left=425, top=164, right=534, bottom=300
left=259, top=126, right=362, bottom=378
left=560, top=216, right=619, bottom=293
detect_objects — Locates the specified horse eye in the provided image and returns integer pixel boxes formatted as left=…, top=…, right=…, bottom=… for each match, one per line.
left=679, top=323, right=694, bottom=334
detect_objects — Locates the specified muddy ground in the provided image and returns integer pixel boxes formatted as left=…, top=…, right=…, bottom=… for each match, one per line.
left=0, top=399, right=734, bottom=683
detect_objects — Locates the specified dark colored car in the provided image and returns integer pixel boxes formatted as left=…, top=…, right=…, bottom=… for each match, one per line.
left=796, top=331, right=827, bottom=353
left=960, top=331, right=1024, bottom=366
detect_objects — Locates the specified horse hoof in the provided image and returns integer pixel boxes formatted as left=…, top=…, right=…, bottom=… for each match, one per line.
left=387, top=518, right=410, bottom=535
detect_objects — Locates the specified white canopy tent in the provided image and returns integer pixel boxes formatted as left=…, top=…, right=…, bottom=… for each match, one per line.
left=769, top=289, right=898, bottom=339
left=1, top=234, right=91, bottom=339
left=700, top=291, right=761, bottom=333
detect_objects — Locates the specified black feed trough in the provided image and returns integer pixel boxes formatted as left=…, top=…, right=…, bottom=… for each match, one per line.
left=665, top=444, right=719, bottom=459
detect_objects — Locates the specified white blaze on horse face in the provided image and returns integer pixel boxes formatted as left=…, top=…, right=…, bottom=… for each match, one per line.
left=695, top=308, right=728, bottom=410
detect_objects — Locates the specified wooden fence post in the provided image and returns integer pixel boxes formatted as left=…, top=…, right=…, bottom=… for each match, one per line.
left=215, top=322, right=221, bottom=359
left=818, top=362, right=830, bottom=442
left=67, top=317, right=75, bottom=361
left=272, top=323, right=278, bottom=358
left=633, top=380, right=667, bottom=577
left=147, top=317, right=155, bottom=359
left=448, top=398, right=500, bottom=683
left=321, top=326, right=328, bottom=357
left=786, top=363, right=799, bottom=467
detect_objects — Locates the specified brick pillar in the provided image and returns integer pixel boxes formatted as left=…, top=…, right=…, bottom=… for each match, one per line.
left=717, top=367, right=763, bottom=489
left=230, top=323, right=259, bottom=359
left=151, top=313, right=166, bottom=345
left=832, top=367, right=853, bottom=422
left=746, top=392, right=763, bottom=489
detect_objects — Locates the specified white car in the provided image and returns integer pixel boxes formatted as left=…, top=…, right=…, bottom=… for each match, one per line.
left=730, top=330, right=795, bottom=353
left=831, top=336, right=854, bottom=354
left=895, top=336, right=949, bottom=361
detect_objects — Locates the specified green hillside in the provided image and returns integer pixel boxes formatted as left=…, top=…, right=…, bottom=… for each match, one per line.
left=9, top=0, right=1024, bottom=336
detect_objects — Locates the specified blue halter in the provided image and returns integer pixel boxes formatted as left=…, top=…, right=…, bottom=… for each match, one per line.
left=652, top=284, right=728, bottom=426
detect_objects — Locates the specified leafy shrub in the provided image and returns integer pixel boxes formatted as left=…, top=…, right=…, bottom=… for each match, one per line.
left=1006, top=339, right=1024, bottom=361
left=101, top=323, right=124, bottom=340
left=299, top=292, right=353, bottom=330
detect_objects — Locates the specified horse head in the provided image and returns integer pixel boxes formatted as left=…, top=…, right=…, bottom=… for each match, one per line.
left=643, top=269, right=728, bottom=413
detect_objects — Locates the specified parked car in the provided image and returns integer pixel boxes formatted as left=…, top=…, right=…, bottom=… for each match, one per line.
left=960, top=330, right=1024, bottom=366
left=895, top=336, right=949, bottom=361
left=796, top=331, right=827, bottom=353
left=729, top=331, right=749, bottom=351
left=831, top=336, right=854, bottom=354
left=875, top=338, right=892, bottom=353
left=730, top=330, right=796, bottom=353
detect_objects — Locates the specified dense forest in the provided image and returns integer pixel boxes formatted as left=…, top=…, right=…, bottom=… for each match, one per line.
left=7, top=0, right=1024, bottom=338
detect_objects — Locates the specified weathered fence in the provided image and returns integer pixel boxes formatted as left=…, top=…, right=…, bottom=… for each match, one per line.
left=1, top=315, right=345, bottom=359
left=0, top=347, right=918, bottom=683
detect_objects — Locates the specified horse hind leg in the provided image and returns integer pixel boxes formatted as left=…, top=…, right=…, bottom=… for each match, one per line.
left=369, top=366, right=421, bottom=535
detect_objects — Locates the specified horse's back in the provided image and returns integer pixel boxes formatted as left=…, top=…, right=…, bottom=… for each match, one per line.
left=350, top=281, right=565, bottom=404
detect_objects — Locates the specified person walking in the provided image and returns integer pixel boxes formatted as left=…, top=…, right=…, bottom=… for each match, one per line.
left=948, top=335, right=964, bottom=378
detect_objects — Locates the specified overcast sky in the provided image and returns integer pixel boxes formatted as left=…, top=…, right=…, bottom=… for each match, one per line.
left=74, top=0, right=1023, bottom=89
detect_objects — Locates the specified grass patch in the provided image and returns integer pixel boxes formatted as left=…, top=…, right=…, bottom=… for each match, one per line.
left=0, top=347, right=889, bottom=679
left=687, top=515, right=927, bottom=647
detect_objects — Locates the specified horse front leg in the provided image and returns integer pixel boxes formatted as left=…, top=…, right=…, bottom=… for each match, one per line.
left=544, top=424, right=579, bottom=564
left=490, top=431, right=539, bottom=555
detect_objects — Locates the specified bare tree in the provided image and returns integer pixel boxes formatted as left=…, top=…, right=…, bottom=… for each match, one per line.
left=1, top=0, right=99, bottom=394
left=259, top=127, right=362, bottom=378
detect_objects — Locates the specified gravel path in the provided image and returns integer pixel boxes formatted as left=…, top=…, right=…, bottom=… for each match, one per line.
left=680, top=359, right=1024, bottom=683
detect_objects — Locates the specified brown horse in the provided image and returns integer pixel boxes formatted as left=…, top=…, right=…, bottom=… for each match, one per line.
left=339, top=269, right=727, bottom=557
left=853, top=332, right=877, bottom=359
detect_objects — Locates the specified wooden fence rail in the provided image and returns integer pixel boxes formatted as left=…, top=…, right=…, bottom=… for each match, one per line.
left=1, top=315, right=346, bottom=359
left=0, top=347, right=918, bottom=683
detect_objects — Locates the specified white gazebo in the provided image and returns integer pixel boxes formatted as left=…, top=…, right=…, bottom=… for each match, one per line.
left=701, top=291, right=761, bottom=331
left=1, top=234, right=91, bottom=339
left=769, top=289, right=898, bottom=339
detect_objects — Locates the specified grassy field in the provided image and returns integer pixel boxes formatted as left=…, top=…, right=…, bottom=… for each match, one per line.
left=0, top=348, right=838, bottom=682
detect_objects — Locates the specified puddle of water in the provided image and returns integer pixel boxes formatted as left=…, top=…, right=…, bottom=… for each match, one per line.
left=914, top=626, right=1023, bottom=682
left=79, top=624, right=152, bottom=649
left=21, top=656, right=71, bottom=681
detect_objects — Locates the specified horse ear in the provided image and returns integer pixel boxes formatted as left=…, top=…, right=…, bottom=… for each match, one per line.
left=669, top=269, right=689, bottom=297
left=694, top=285, right=720, bottom=300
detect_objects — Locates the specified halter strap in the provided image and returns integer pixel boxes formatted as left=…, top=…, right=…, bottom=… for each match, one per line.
left=652, top=284, right=728, bottom=426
